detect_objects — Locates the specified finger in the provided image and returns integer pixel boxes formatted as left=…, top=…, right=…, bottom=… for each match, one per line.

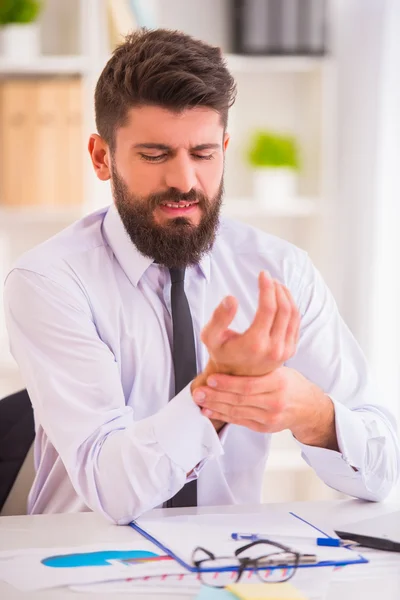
left=201, top=295, right=239, bottom=351
left=198, top=387, right=284, bottom=413
left=286, top=311, right=301, bottom=353
left=195, top=389, right=269, bottom=410
left=201, top=402, right=270, bottom=425
left=203, top=371, right=279, bottom=395
left=269, top=283, right=292, bottom=353
left=201, top=407, right=271, bottom=433
left=248, top=271, right=277, bottom=335
left=281, top=285, right=301, bottom=354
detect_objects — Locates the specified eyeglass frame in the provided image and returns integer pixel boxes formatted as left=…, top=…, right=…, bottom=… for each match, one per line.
left=192, top=538, right=300, bottom=588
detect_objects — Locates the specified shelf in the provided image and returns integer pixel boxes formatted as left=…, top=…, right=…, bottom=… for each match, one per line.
left=0, top=55, right=90, bottom=76
left=225, top=54, right=328, bottom=74
left=222, top=197, right=319, bottom=219
left=0, top=206, right=84, bottom=226
left=0, top=199, right=317, bottom=229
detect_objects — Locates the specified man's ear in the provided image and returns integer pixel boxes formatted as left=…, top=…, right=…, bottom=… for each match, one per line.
left=88, top=134, right=111, bottom=181
left=223, top=132, right=230, bottom=152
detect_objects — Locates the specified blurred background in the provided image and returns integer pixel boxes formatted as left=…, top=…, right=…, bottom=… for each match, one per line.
left=0, top=0, right=399, bottom=504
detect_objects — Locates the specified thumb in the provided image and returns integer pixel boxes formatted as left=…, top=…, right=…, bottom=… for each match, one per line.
left=201, top=296, right=238, bottom=350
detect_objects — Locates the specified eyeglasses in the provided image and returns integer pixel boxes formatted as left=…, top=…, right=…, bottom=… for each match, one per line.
left=192, top=538, right=302, bottom=588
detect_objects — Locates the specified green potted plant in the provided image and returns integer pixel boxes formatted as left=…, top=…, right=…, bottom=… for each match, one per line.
left=246, top=130, right=300, bottom=206
left=0, top=0, right=43, bottom=62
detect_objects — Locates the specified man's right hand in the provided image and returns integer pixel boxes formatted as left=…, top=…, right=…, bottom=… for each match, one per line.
left=200, top=271, right=300, bottom=378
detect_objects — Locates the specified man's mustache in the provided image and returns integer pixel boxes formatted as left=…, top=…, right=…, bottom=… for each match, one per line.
left=149, top=188, right=208, bottom=208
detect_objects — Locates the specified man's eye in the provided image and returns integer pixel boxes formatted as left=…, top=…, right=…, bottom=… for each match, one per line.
left=193, top=154, right=214, bottom=161
left=140, top=154, right=166, bottom=162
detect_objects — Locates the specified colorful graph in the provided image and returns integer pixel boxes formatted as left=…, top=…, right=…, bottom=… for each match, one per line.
left=42, top=549, right=173, bottom=568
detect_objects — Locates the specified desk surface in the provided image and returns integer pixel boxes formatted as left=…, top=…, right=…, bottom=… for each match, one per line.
left=1, top=500, right=400, bottom=600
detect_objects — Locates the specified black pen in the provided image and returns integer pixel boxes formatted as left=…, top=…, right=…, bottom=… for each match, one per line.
left=335, top=530, right=400, bottom=553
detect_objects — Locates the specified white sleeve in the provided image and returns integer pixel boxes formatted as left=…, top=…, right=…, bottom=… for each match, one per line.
left=4, top=269, right=224, bottom=524
left=287, top=255, right=400, bottom=500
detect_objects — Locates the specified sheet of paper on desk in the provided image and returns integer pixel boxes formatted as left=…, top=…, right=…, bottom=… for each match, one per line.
left=138, top=507, right=333, bottom=540
left=0, top=541, right=188, bottom=591
left=70, top=572, right=203, bottom=595
left=135, top=511, right=361, bottom=566
left=332, top=546, right=400, bottom=580
left=70, top=563, right=334, bottom=598
left=70, top=564, right=334, bottom=598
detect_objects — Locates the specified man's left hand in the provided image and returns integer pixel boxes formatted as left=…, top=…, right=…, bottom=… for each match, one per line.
left=193, top=367, right=339, bottom=451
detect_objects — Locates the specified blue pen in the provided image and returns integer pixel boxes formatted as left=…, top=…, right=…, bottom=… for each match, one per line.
left=231, top=532, right=345, bottom=547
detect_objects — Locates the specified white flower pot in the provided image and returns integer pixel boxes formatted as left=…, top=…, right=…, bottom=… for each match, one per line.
left=0, top=23, right=40, bottom=62
left=253, top=168, right=298, bottom=207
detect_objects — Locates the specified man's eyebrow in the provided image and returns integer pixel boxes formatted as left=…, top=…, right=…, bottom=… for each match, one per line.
left=191, top=143, right=221, bottom=151
left=133, top=143, right=171, bottom=151
left=132, top=143, right=221, bottom=151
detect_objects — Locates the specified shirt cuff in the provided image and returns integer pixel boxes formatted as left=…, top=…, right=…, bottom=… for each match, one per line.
left=186, top=424, right=231, bottom=481
left=152, top=383, right=224, bottom=473
left=295, top=397, right=368, bottom=476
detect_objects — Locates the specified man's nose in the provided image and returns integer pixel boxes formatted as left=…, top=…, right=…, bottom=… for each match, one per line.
left=164, top=154, right=197, bottom=193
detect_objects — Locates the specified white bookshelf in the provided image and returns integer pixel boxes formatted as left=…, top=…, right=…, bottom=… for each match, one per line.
left=0, top=198, right=318, bottom=228
left=0, top=0, right=334, bottom=224
left=0, top=55, right=89, bottom=76
left=0, top=206, right=84, bottom=226
left=0, top=54, right=326, bottom=83
left=223, top=197, right=319, bottom=219
left=225, top=54, right=328, bottom=74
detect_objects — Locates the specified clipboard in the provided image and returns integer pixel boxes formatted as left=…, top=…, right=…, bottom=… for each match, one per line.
left=129, top=511, right=369, bottom=575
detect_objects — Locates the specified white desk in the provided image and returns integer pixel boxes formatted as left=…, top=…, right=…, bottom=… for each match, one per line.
left=1, top=500, right=400, bottom=599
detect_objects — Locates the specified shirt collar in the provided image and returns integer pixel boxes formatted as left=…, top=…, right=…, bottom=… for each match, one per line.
left=102, top=204, right=210, bottom=286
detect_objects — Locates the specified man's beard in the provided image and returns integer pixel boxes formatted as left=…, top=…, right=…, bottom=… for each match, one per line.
left=111, top=164, right=224, bottom=269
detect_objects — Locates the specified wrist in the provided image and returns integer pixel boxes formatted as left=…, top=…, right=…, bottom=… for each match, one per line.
left=190, top=360, right=218, bottom=394
left=191, top=360, right=225, bottom=432
left=291, top=385, right=339, bottom=451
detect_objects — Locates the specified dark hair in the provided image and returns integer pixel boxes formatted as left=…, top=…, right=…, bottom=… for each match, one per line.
left=94, top=28, right=237, bottom=151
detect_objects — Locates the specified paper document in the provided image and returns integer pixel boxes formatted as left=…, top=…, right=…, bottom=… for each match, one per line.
left=70, top=563, right=334, bottom=598
left=135, top=509, right=364, bottom=568
left=0, top=507, right=364, bottom=593
left=0, top=541, right=187, bottom=592
left=71, top=572, right=203, bottom=595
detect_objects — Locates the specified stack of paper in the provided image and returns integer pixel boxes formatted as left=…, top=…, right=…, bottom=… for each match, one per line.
left=0, top=507, right=365, bottom=595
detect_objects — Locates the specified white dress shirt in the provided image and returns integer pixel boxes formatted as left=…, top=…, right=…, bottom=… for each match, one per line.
left=3, top=204, right=400, bottom=524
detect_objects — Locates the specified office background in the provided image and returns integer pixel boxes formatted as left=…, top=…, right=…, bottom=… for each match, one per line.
left=0, top=0, right=399, bottom=504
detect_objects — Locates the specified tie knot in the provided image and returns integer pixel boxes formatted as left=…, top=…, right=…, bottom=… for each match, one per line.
left=169, top=267, right=186, bottom=284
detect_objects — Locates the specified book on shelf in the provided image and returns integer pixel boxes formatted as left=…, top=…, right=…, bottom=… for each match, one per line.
left=232, top=0, right=328, bottom=56
left=0, top=77, right=83, bottom=209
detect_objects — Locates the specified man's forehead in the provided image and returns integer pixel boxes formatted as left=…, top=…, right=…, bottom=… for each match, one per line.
left=122, top=105, right=223, bottom=138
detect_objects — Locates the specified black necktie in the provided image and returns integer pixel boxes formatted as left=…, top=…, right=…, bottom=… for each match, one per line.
left=166, top=267, right=198, bottom=508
